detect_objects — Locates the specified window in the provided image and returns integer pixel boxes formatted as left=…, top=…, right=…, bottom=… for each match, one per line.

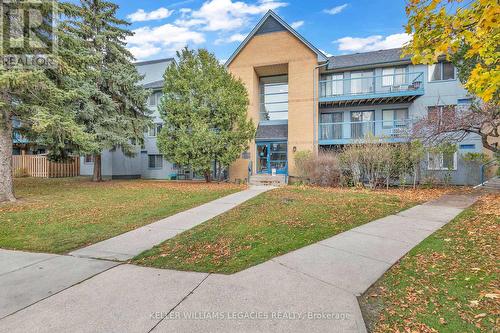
left=320, top=112, right=343, bottom=140
left=260, top=75, right=288, bottom=121
left=84, top=154, right=94, bottom=164
left=427, top=105, right=456, bottom=129
left=148, top=91, right=163, bottom=107
left=351, top=111, right=374, bottom=139
left=382, top=67, right=407, bottom=87
left=350, top=71, right=374, bottom=94
left=321, top=73, right=343, bottom=97
left=147, top=123, right=163, bottom=137
left=428, top=151, right=457, bottom=170
left=459, top=144, right=475, bottom=150
left=382, top=109, right=408, bottom=128
left=428, top=62, right=455, bottom=81
left=148, top=155, right=163, bottom=169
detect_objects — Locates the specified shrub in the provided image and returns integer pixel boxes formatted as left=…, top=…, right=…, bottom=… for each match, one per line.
left=294, top=151, right=342, bottom=187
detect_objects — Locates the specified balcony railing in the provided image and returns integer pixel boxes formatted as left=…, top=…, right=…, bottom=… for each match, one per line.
left=319, top=72, right=424, bottom=101
left=12, top=130, right=29, bottom=144
left=319, top=119, right=414, bottom=142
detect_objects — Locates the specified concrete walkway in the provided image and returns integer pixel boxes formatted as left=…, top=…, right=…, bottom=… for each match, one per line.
left=70, top=186, right=272, bottom=261
left=0, top=192, right=479, bottom=332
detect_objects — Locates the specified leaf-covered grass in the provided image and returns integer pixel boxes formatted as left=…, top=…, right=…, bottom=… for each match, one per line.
left=360, top=194, right=499, bottom=333
left=0, top=177, right=243, bottom=254
left=132, top=186, right=440, bottom=274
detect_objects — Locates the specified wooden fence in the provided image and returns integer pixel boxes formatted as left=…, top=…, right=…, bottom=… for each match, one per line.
left=12, top=155, right=80, bottom=178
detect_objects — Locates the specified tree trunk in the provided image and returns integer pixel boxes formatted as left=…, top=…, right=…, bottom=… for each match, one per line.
left=413, top=165, right=418, bottom=189
left=0, top=112, right=16, bottom=203
left=92, top=153, right=102, bottom=182
left=204, top=169, right=211, bottom=183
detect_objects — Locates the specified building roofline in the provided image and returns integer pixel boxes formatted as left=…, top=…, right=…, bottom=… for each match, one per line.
left=134, top=57, right=175, bottom=66
left=225, top=10, right=327, bottom=67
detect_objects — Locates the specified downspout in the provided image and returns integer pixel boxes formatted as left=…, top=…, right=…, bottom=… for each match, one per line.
left=313, top=62, right=329, bottom=155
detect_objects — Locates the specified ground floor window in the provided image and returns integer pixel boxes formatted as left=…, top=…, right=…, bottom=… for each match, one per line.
left=148, top=154, right=163, bottom=169
left=84, top=154, right=94, bottom=164
left=427, top=151, right=457, bottom=170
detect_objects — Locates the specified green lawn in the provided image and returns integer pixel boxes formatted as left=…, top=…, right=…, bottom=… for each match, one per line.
left=133, top=186, right=432, bottom=274
left=0, top=177, right=243, bottom=253
left=360, top=194, right=499, bottom=333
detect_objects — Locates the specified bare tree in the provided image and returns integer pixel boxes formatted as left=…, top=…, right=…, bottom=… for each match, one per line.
left=413, top=101, right=499, bottom=153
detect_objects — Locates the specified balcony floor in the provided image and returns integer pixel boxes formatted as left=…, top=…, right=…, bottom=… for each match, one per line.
left=318, top=89, right=424, bottom=107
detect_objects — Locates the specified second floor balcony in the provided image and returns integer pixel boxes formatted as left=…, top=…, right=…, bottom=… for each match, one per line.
left=319, top=119, right=414, bottom=145
left=319, top=72, right=424, bottom=106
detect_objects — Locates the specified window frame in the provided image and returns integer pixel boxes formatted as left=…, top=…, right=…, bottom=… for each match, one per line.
left=148, top=91, right=163, bottom=107
left=148, top=154, right=163, bottom=169
left=259, top=75, right=289, bottom=122
left=428, top=62, right=456, bottom=82
left=427, top=151, right=458, bottom=171
left=382, top=108, right=409, bottom=129
left=381, top=66, right=407, bottom=87
left=146, top=123, right=163, bottom=137
left=84, top=154, right=94, bottom=164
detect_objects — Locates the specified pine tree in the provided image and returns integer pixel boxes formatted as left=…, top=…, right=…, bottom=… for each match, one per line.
left=65, top=0, right=151, bottom=181
left=0, top=1, right=94, bottom=202
left=158, top=48, right=255, bottom=182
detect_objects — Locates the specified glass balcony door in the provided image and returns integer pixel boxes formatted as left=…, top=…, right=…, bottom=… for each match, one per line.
left=350, top=71, right=374, bottom=95
left=320, top=112, right=343, bottom=140
left=351, top=111, right=375, bottom=139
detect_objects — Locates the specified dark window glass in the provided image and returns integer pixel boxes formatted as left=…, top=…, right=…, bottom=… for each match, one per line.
left=442, top=62, right=455, bottom=80
left=148, top=155, right=163, bottom=169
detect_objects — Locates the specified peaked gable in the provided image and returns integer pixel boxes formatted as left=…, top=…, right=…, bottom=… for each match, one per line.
left=225, top=10, right=327, bottom=67
left=255, top=15, right=287, bottom=35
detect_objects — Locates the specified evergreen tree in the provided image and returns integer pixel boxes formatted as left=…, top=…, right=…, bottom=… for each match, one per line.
left=65, top=0, right=151, bottom=181
left=0, top=1, right=94, bottom=202
left=158, top=48, right=255, bottom=182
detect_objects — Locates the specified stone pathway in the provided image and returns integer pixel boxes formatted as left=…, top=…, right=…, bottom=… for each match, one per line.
left=0, top=192, right=479, bottom=333
left=69, top=186, right=272, bottom=261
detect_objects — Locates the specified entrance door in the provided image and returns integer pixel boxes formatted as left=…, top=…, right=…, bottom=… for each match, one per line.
left=256, top=142, right=287, bottom=175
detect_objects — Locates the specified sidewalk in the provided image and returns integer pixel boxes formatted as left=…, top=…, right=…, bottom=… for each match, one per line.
left=0, top=193, right=479, bottom=332
left=69, top=186, right=273, bottom=261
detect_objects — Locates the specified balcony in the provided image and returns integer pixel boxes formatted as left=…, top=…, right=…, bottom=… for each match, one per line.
left=13, top=130, right=29, bottom=144
left=319, top=119, right=414, bottom=145
left=319, top=72, right=424, bottom=106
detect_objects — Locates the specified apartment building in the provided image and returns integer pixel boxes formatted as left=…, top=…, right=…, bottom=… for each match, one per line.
left=226, top=10, right=482, bottom=185
left=80, top=58, right=179, bottom=179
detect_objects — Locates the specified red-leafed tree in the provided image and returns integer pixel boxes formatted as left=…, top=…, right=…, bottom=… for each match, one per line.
left=413, top=101, right=499, bottom=154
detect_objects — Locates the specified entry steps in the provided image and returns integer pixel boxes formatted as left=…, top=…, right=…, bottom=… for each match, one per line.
left=249, top=174, right=287, bottom=186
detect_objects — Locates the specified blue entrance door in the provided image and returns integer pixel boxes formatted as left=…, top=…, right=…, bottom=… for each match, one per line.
left=256, top=142, right=287, bottom=175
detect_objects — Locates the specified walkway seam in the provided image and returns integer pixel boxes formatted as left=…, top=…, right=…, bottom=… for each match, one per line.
left=0, top=262, right=122, bottom=320
left=271, top=259, right=355, bottom=295
left=0, top=256, right=55, bottom=278
left=316, top=243, right=395, bottom=265
left=147, top=273, right=212, bottom=333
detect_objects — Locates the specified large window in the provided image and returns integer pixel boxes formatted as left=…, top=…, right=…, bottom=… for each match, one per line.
left=84, top=154, right=94, bottom=164
left=350, top=70, right=374, bottom=94
left=382, top=67, right=407, bottom=87
left=428, top=151, right=457, bottom=170
left=320, top=112, right=343, bottom=140
left=148, top=91, right=163, bottom=107
left=148, top=154, right=163, bottom=169
left=147, top=123, right=163, bottom=137
left=351, top=111, right=374, bottom=139
left=260, top=75, right=288, bottom=121
left=321, top=73, right=343, bottom=97
left=428, top=62, right=455, bottom=81
left=382, top=109, right=408, bottom=128
left=427, top=105, right=456, bottom=129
